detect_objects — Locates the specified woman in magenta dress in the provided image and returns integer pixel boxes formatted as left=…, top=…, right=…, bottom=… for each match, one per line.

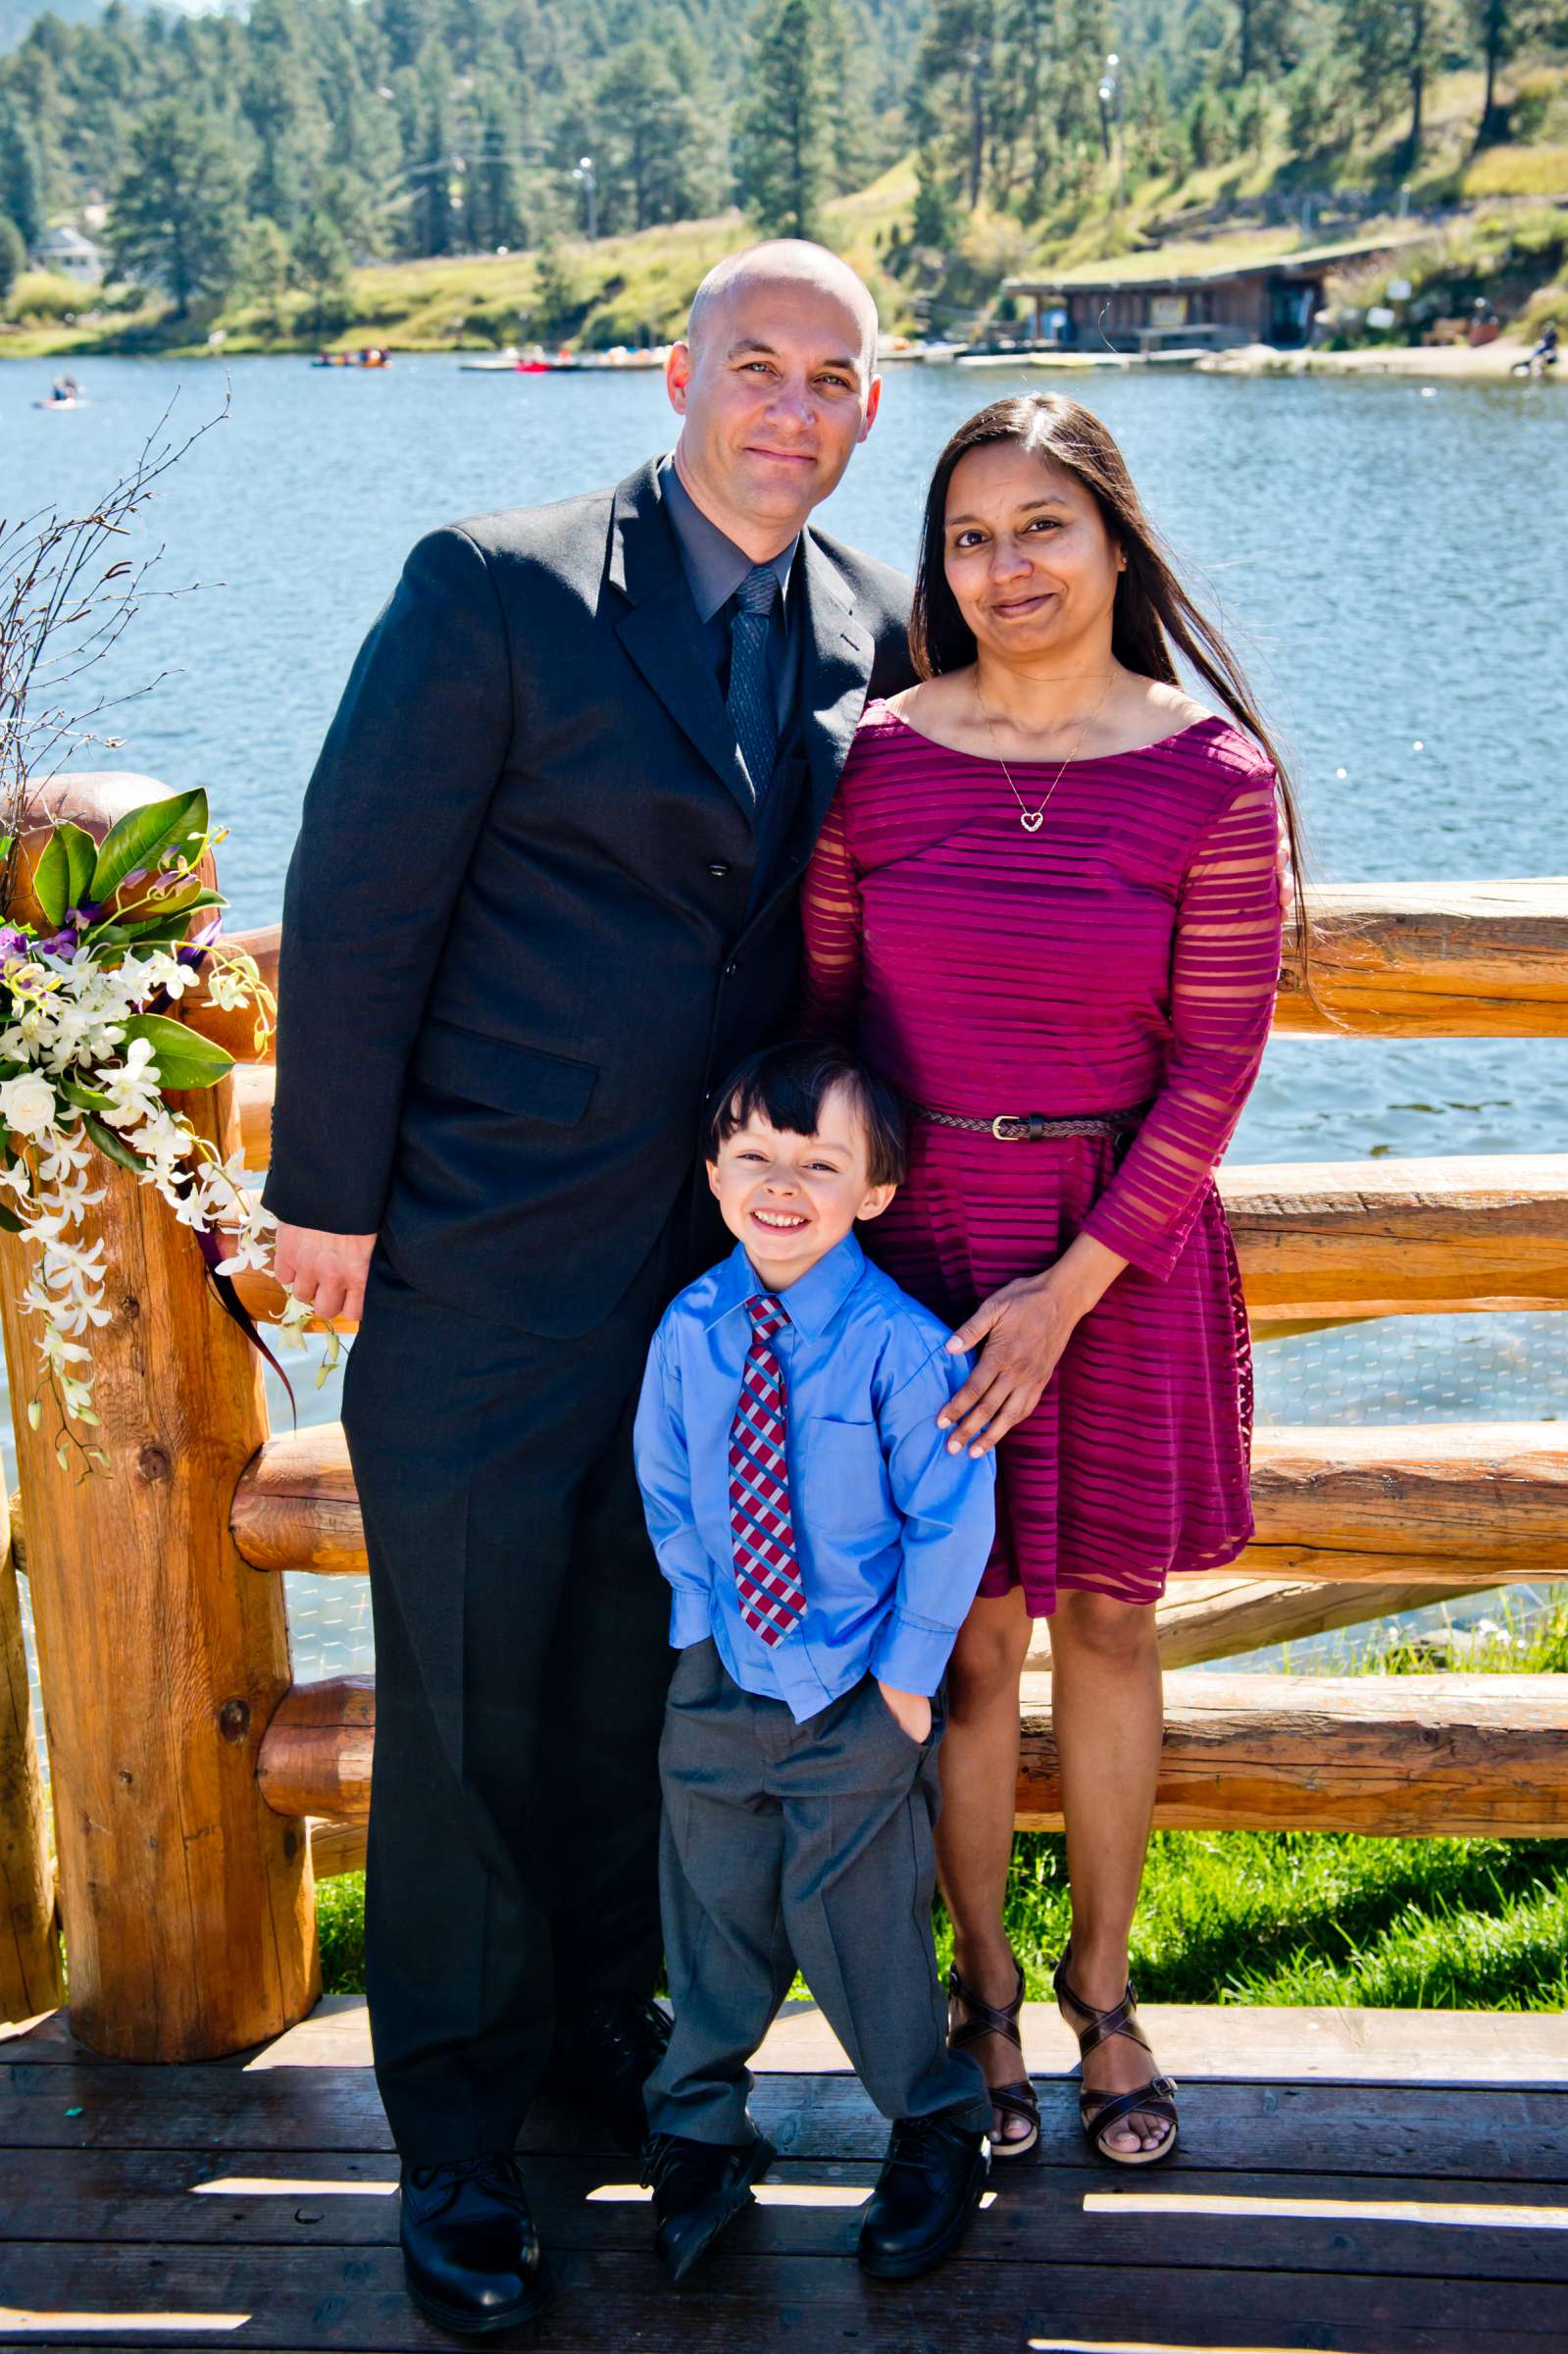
left=802, top=394, right=1303, bottom=2166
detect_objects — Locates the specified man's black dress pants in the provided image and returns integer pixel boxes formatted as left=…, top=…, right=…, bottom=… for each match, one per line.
left=342, top=1231, right=679, bottom=2165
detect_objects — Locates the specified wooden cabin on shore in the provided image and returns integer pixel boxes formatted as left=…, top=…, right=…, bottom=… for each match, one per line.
left=1004, top=231, right=1420, bottom=355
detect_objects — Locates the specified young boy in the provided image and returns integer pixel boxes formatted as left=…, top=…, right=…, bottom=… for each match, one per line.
left=632, top=1039, right=997, bottom=2287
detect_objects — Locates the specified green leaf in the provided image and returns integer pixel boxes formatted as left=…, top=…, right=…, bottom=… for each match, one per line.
left=57, top=1075, right=115, bottom=1114
left=120, top=1011, right=234, bottom=1092
left=81, top=1111, right=152, bottom=1174
left=58, top=823, right=98, bottom=913
left=32, top=831, right=71, bottom=930
left=112, top=919, right=194, bottom=948
left=88, top=791, right=209, bottom=909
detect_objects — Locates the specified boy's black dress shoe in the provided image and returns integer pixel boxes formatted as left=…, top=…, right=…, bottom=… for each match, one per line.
left=399, top=2153, right=552, bottom=2334
left=642, top=2129, right=777, bottom=2284
left=546, top=1993, right=672, bottom=2154
left=858, top=2111, right=990, bottom=2280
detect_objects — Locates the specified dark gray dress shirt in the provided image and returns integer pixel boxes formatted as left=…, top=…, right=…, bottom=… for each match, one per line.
left=660, top=456, right=802, bottom=735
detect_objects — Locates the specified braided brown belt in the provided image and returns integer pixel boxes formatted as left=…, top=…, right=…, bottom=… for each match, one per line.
left=903, top=1100, right=1144, bottom=1144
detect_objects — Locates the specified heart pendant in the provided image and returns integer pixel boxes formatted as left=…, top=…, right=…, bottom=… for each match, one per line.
left=1020, top=810, right=1044, bottom=834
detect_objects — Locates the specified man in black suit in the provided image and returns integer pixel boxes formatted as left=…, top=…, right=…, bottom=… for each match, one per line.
left=266, top=240, right=914, bottom=2331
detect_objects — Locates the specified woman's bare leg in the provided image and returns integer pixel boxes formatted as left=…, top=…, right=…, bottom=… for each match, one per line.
left=1047, top=1588, right=1168, bottom=2154
left=934, top=1586, right=1037, bottom=2144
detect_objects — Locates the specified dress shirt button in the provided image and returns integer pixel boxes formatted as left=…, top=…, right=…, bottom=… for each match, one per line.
left=724, top=960, right=740, bottom=978
left=708, top=861, right=732, bottom=878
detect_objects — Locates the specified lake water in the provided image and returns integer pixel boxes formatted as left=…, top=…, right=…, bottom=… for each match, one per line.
left=5, top=353, right=1566, bottom=1688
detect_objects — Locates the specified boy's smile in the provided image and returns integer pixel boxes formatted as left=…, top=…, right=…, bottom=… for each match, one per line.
left=707, top=1078, right=896, bottom=1289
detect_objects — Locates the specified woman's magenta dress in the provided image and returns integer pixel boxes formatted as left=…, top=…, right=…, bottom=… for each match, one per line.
left=802, top=700, right=1284, bottom=1613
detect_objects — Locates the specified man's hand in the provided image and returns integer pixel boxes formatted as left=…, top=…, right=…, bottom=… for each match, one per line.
left=878, top=1680, right=933, bottom=1744
left=273, top=1222, right=378, bottom=1325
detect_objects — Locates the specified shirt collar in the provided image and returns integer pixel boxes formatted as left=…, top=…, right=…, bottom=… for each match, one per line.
left=704, top=1230, right=867, bottom=1338
left=660, top=453, right=797, bottom=625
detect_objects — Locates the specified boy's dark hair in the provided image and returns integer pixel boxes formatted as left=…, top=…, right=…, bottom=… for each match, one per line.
left=706, top=1039, right=907, bottom=1188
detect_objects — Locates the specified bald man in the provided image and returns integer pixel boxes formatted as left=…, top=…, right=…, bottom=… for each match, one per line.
left=265, top=240, right=915, bottom=2330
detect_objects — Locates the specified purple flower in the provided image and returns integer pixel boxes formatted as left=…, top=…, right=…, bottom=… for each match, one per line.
left=38, top=930, right=78, bottom=960
left=0, top=927, right=28, bottom=960
left=66, top=903, right=101, bottom=929
left=176, top=943, right=207, bottom=968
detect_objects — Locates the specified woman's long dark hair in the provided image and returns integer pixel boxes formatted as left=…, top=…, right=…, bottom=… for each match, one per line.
left=910, top=392, right=1308, bottom=966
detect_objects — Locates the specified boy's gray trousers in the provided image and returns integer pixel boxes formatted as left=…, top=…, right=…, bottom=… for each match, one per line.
left=644, top=1636, right=992, bottom=2146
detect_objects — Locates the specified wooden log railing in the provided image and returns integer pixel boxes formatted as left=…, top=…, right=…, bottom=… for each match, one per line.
left=265, top=1667, right=1568, bottom=1853
left=2, top=780, right=1566, bottom=2052
left=226, top=1419, right=1568, bottom=1586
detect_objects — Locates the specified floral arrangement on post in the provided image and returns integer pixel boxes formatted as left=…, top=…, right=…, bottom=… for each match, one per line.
left=1, top=403, right=315, bottom=1471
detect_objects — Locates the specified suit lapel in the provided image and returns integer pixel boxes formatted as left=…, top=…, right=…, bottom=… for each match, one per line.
left=609, top=461, right=755, bottom=823
left=796, top=532, right=877, bottom=837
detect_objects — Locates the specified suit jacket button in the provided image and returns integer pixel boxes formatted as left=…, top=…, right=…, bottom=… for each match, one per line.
left=724, top=960, right=739, bottom=977
left=708, top=861, right=732, bottom=878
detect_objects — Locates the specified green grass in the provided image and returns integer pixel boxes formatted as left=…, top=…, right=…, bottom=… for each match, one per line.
left=314, top=1596, right=1568, bottom=2008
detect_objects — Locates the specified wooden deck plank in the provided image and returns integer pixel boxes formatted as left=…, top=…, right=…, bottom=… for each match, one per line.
left=3, top=2150, right=1567, bottom=2286
left=18, top=1997, right=1568, bottom=2089
left=2, top=2069, right=1565, bottom=2181
left=3, top=2241, right=1566, bottom=2353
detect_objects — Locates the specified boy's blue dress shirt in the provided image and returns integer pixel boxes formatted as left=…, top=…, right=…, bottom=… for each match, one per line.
left=633, top=1231, right=996, bottom=1723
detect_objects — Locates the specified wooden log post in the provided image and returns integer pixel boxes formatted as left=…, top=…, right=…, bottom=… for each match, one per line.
left=0, top=776, right=318, bottom=2060
left=0, top=1467, right=64, bottom=2021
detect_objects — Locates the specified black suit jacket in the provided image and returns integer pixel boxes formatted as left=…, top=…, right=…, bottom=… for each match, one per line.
left=264, top=457, right=914, bottom=1336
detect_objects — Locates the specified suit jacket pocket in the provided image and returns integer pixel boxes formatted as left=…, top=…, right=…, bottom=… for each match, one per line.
left=410, top=1016, right=598, bottom=1125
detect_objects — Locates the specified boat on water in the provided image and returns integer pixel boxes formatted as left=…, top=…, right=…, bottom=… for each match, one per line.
left=34, top=373, right=85, bottom=409
left=312, top=347, right=391, bottom=369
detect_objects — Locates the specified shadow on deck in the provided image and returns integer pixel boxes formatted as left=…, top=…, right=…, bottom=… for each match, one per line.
left=2, top=2001, right=1566, bottom=2352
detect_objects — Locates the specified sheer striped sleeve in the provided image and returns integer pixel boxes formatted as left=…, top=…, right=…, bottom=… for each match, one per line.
left=799, top=783, right=865, bottom=1041
left=1081, top=768, right=1283, bottom=1280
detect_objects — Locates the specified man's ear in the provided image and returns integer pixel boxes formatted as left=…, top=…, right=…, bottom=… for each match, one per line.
left=666, top=339, right=693, bottom=415
left=856, top=1181, right=897, bottom=1225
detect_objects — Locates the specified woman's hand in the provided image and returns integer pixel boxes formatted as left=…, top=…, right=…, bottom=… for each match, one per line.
left=938, top=1233, right=1128, bottom=1457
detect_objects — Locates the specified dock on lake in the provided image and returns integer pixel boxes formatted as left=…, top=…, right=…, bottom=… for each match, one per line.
left=4, top=1996, right=1567, bottom=2350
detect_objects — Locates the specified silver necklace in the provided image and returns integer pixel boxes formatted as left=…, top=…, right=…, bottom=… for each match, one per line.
left=977, top=674, right=1115, bottom=833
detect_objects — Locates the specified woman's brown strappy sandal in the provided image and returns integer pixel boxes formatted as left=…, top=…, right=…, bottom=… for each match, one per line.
left=946, top=1955, right=1040, bottom=2161
left=1053, top=1950, right=1178, bottom=2167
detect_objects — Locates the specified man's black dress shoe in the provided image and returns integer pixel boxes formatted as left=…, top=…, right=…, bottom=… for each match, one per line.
left=546, top=1993, right=672, bottom=2154
left=399, top=2153, right=552, bottom=2335
left=642, top=2129, right=776, bottom=2284
left=857, top=2110, right=990, bottom=2281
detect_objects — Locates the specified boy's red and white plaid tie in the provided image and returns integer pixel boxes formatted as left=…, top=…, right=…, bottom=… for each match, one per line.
left=728, top=1292, right=805, bottom=1646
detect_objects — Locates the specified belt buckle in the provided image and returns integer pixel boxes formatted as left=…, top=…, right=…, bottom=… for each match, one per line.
left=991, top=1113, right=1025, bottom=1142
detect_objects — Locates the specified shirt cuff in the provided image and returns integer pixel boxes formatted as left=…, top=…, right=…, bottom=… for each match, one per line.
left=669, top=1588, right=714, bottom=1649
left=1079, top=1193, right=1187, bottom=1281
left=870, top=1607, right=960, bottom=1697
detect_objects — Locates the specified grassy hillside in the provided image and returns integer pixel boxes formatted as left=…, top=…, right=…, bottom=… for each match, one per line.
left=6, top=64, right=1567, bottom=362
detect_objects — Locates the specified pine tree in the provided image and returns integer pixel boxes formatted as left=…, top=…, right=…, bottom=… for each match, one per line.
left=290, top=206, right=353, bottom=332
left=592, top=38, right=724, bottom=233
left=109, top=102, right=246, bottom=319
left=235, top=214, right=292, bottom=321
left=0, top=210, right=25, bottom=300
left=735, top=0, right=835, bottom=240
left=0, top=98, right=44, bottom=256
